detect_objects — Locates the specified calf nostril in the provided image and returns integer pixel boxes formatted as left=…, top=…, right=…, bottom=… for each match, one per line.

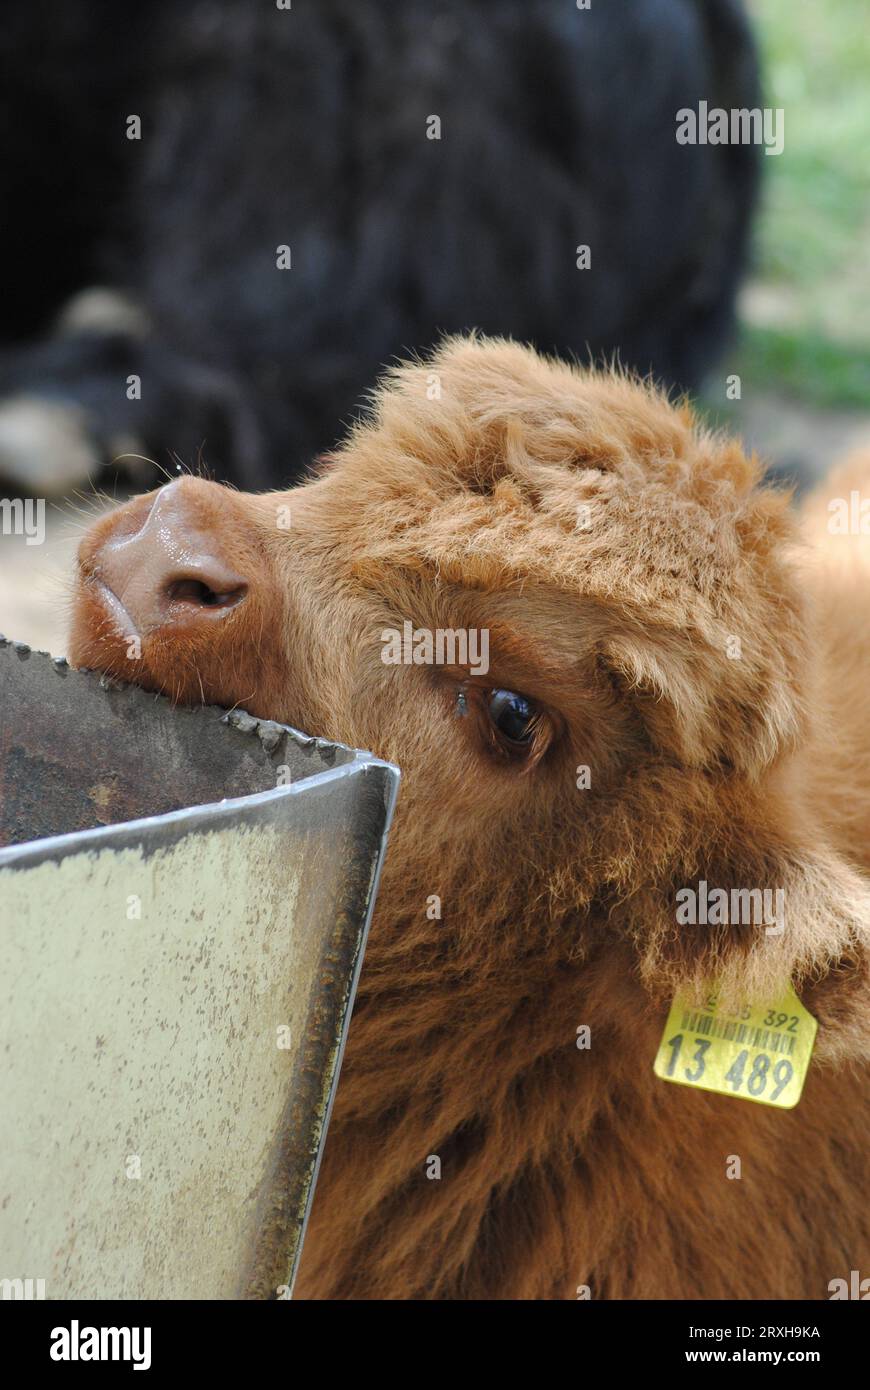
left=164, top=577, right=248, bottom=611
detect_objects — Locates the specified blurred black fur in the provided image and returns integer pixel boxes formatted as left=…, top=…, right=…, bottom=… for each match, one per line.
left=0, top=0, right=760, bottom=489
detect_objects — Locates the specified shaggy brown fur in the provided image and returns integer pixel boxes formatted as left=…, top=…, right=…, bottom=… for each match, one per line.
left=70, top=337, right=870, bottom=1300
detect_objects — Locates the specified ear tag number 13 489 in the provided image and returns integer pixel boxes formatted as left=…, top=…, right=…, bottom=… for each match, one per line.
left=653, top=986, right=817, bottom=1109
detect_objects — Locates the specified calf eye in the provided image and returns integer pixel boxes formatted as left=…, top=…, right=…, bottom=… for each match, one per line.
left=488, top=689, right=536, bottom=744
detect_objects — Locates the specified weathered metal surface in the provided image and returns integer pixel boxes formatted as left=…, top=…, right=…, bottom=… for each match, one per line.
left=0, top=634, right=353, bottom=847
left=0, top=638, right=399, bottom=1299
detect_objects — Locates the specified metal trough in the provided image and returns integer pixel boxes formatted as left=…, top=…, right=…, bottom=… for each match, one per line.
left=0, top=636, right=399, bottom=1299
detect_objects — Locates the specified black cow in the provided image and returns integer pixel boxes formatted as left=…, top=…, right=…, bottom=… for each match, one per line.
left=0, top=0, right=760, bottom=492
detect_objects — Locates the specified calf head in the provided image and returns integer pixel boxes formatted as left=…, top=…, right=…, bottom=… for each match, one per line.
left=70, top=337, right=870, bottom=1058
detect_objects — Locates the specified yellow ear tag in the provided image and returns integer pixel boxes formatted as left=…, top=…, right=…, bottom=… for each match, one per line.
left=653, top=986, right=817, bottom=1109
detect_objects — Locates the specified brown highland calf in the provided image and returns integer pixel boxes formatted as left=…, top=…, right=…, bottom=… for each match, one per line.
left=70, top=337, right=870, bottom=1299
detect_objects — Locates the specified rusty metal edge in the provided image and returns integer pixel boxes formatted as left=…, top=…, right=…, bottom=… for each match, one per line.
left=0, top=629, right=399, bottom=871
left=0, top=631, right=363, bottom=773
left=0, top=755, right=398, bottom=871
left=243, top=759, right=401, bottom=1299
left=290, top=761, right=399, bottom=1294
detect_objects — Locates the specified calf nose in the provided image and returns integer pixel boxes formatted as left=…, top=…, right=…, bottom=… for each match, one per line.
left=94, top=478, right=248, bottom=636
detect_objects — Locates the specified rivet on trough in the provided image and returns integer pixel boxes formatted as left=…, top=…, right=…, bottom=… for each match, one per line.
left=256, top=721, right=284, bottom=754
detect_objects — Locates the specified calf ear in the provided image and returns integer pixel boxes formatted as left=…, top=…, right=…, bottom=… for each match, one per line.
left=601, top=627, right=803, bottom=777
left=602, top=631, right=715, bottom=769
left=637, top=837, right=870, bottom=1066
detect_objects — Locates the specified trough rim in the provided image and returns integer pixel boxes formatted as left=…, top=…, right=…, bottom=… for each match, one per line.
left=0, top=630, right=400, bottom=870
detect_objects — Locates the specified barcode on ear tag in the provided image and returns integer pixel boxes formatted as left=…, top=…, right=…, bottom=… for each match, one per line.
left=653, top=986, right=817, bottom=1109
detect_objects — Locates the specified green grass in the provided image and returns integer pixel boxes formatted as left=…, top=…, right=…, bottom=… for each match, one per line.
left=738, top=0, right=870, bottom=403
left=737, top=325, right=870, bottom=411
